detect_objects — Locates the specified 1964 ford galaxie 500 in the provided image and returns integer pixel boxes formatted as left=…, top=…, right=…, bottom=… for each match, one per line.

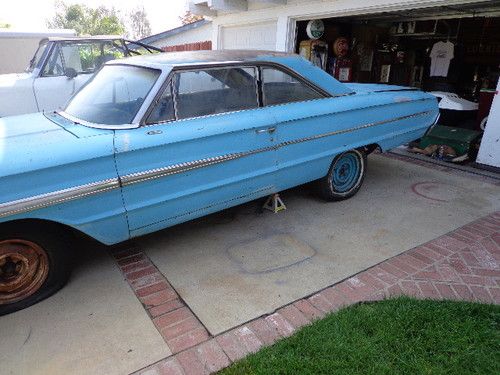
left=0, top=50, right=438, bottom=314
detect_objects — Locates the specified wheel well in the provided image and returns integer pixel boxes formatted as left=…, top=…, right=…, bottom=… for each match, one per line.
left=0, top=219, right=80, bottom=238
left=360, top=144, right=382, bottom=155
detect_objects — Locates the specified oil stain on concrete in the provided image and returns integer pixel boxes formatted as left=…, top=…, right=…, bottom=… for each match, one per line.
left=227, top=234, right=317, bottom=274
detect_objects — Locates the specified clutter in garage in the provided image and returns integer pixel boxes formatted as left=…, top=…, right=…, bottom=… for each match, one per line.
left=295, top=14, right=499, bottom=167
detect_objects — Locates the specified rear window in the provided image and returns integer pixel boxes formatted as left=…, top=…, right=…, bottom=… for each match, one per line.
left=262, top=67, right=324, bottom=106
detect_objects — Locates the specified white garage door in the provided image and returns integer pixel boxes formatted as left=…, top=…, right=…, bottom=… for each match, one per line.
left=220, top=21, right=277, bottom=50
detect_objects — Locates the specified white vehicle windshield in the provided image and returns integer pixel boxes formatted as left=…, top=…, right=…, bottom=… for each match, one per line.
left=64, top=65, right=161, bottom=125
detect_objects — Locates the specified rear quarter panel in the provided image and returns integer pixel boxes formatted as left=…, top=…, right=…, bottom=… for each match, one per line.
left=268, top=89, right=438, bottom=190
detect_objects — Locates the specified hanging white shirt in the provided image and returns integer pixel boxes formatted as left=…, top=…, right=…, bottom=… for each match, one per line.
left=430, top=41, right=454, bottom=77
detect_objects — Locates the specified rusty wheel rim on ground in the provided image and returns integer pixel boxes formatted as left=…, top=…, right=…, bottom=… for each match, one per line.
left=0, top=239, right=49, bottom=305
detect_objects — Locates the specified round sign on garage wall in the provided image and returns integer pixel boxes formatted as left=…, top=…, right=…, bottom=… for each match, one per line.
left=306, top=19, right=325, bottom=39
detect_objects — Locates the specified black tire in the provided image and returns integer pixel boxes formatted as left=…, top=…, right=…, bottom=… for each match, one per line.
left=0, top=222, right=72, bottom=316
left=317, top=149, right=367, bottom=201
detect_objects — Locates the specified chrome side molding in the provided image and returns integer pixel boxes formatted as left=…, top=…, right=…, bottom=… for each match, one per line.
left=0, top=110, right=431, bottom=218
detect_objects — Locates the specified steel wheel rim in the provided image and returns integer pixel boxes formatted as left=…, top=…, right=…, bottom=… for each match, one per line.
left=0, top=239, right=49, bottom=305
left=332, top=153, right=361, bottom=192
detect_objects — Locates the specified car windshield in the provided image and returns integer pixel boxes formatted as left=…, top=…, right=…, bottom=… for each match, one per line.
left=26, top=41, right=48, bottom=72
left=64, top=65, right=161, bottom=125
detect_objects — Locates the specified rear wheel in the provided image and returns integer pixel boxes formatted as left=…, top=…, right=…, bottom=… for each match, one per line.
left=317, top=149, right=366, bottom=201
left=0, top=224, right=71, bottom=316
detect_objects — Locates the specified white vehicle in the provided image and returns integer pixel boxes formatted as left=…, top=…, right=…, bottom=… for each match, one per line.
left=429, top=91, right=478, bottom=128
left=0, top=36, right=161, bottom=117
left=430, top=91, right=478, bottom=111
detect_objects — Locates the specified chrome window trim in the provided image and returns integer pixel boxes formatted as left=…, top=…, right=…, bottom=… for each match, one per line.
left=141, top=103, right=270, bottom=128
left=170, top=61, right=333, bottom=98
left=140, top=95, right=430, bottom=129
left=143, top=77, right=176, bottom=126
left=57, top=60, right=340, bottom=129
left=259, top=65, right=325, bottom=107
left=142, top=64, right=262, bottom=126
left=174, top=65, right=261, bottom=121
left=132, top=68, right=171, bottom=125
left=0, top=110, right=432, bottom=219
left=59, top=64, right=165, bottom=129
left=139, top=60, right=335, bottom=126
left=58, top=111, right=140, bottom=130
left=141, top=71, right=175, bottom=126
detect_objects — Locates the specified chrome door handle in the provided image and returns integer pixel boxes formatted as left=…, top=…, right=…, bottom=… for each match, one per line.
left=256, top=127, right=276, bottom=134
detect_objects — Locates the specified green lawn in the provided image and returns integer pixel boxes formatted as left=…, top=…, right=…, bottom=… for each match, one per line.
left=220, top=297, right=500, bottom=375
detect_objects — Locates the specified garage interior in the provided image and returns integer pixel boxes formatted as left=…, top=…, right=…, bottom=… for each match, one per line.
left=294, top=1, right=500, bottom=168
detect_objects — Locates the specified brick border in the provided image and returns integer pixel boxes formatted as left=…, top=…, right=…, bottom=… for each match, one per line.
left=125, top=211, right=500, bottom=375
left=110, top=248, right=210, bottom=354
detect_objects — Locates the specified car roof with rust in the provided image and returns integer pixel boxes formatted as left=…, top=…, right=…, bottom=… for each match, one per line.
left=108, top=50, right=294, bottom=67
left=105, top=50, right=353, bottom=96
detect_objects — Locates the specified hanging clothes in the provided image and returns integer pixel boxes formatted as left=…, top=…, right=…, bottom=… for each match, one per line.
left=429, top=40, right=454, bottom=77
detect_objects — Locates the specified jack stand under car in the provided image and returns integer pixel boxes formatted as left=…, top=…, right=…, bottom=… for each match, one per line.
left=263, top=194, right=287, bottom=213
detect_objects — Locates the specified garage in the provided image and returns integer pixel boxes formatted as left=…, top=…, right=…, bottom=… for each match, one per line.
left=193, top=0, right=500, bottom=169
left=290, top=1, right=500, bottom=170
left=219, top=21, right=277, bottom=50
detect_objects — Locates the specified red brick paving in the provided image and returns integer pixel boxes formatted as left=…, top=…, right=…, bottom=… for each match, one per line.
left=120, top=210, right=500, bottom=375
left=110, top=247, right=209, bottom=357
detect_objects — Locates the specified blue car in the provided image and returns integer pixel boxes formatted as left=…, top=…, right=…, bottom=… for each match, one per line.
left=0, top=50, right=439, bottom=314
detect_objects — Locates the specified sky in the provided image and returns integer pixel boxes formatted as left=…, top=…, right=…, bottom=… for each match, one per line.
left=0, top=0, right=188, bottom=35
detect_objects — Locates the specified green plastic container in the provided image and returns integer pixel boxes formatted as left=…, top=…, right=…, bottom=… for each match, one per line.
left=419, top=125, right=481, bottom=156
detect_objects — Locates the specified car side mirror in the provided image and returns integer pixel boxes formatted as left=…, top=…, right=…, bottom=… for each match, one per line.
left=65, top=68, right=77, bottom=79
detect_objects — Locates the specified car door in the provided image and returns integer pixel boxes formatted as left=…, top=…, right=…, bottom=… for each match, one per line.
left=34, top=42, right=88, bottom=112
left=259, top=65, right=349, bottom=190
left=34, top=41, right=126, bottom=112
left=114, top=65, right=279, bottom=238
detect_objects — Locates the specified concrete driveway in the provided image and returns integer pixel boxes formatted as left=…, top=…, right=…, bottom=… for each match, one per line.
left=1, top=154, right=499, bottom=375
left=141, top=154, right=500, bottom=334
left=0, top=245, right=170, bottom=375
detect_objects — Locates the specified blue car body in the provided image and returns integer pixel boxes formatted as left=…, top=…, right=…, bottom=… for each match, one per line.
left=0, top=51, right=439, bottom=245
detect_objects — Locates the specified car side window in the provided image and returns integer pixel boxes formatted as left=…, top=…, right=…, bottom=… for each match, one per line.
left=42, top=44, right=65, bottom=76
left=174, top=67, right=259, bottom=120
left=42, top=41, right=126, bottom=77
left=261, top=67, right=324, bottom=106
left=146, top=82, right=175, bottom=124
